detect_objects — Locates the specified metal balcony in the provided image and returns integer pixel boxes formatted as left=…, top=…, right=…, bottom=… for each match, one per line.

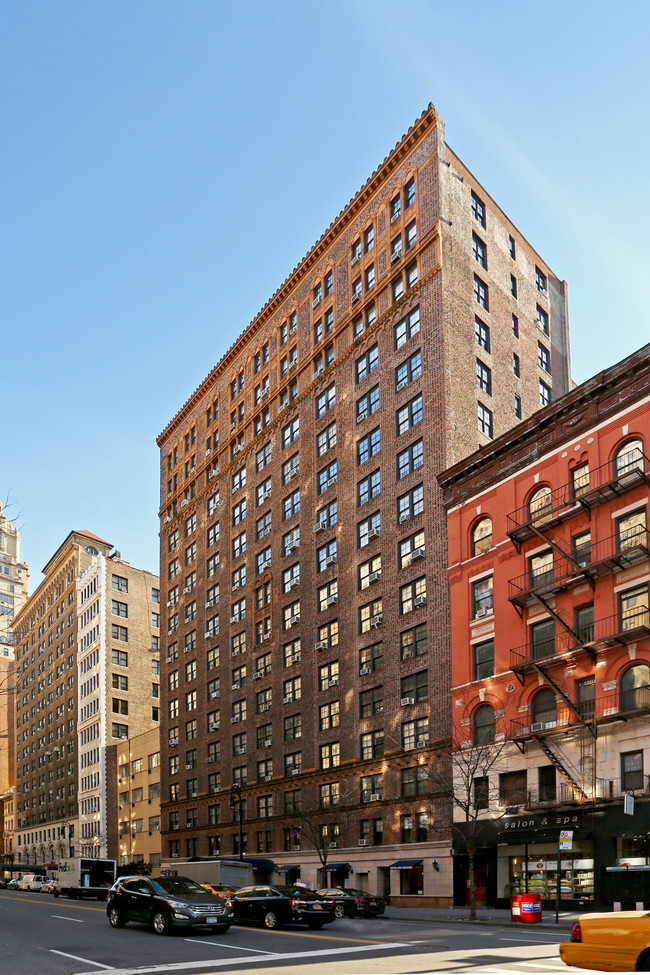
left=506, top=453, right=650, bottom=544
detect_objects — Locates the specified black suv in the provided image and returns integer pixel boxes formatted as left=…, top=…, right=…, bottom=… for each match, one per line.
left=106, top=875, right=234, bottom=935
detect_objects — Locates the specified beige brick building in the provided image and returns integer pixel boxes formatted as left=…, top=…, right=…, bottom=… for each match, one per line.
left=156, top=104, right=571, bottom=904
left=116, top=727, right=161, bottom=870
left=12, top=532, right=160, bottom=866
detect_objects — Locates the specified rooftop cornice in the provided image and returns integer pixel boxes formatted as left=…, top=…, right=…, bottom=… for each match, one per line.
left=157, top=103, right=440, bottom=446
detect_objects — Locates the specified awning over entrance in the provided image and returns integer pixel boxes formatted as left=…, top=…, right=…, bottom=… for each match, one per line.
left=326, top=862, right=351, bottom=872
left=243, top=858, right=277, bottom=872
left=389, top=859, right=423, bottom=870
left=276, top=864, right=299, bottom=872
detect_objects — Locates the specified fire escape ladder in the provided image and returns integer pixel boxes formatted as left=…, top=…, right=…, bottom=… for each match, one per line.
left=531, top=663, right=596, bottom=736
left=534, top=737, right=589, bottom=801
left=529, top=525, right=595, bottom=591
left=531, top=592, right=581, bottom=644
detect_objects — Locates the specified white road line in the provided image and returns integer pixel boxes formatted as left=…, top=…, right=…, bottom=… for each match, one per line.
left=73, top=941, right=409, bottom=975
left=499, top=937, right=564, bottom=943
left=49, top=949, right=114, bottom=969
left=183, top=938, right=276, bottom=953
left=51, top=914, right=84, bottom=922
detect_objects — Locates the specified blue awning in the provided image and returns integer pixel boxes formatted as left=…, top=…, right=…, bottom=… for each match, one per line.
left=276, top=864, right=300, bottom=872
left=389, top=859, right=423, bottom=870
left=326, top=862, right=351, bottom=872
left=243, top=858, right=277, bottom=872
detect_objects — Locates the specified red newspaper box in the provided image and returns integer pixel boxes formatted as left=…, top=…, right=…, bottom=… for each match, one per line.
left=510, top=894, right=523, bottom=921
left=519, top=893, right=542, bottom=923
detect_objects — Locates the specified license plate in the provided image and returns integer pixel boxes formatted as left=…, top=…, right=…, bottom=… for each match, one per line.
left=206, top=916, right=218, bottom=923
left=312, top=904, right=322, bottom=909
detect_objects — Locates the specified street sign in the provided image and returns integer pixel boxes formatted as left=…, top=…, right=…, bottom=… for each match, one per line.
left=559, top=829, right=573, bottom=851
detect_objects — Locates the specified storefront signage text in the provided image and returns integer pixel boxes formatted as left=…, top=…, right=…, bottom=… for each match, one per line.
left=503, top=814, right=580, bottom=831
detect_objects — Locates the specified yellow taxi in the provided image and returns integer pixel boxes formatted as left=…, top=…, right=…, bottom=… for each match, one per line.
left=560, top=911, right=650, bottom=971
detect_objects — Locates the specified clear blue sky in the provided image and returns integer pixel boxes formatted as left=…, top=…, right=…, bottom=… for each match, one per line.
left=3, top=0, right=649, bottom=586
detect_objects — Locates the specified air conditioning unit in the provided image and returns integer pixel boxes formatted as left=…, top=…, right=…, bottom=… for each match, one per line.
left=291, top=654, right=301, bottom=663
left=181, top=499, right=189, bottom=508
left=185, top=763, right=194, bottom=770
left=357, top=410, right=368, bottom=422
left=370, top=615, right=383, bottom=627
left=358, top=838, right=370, bottom=847
left=261, top=703, right=272, bottom=712
left=183, top=586, right=192, bottom=594
left=351, top=292, right=361, bottom=304
left=289, top=360, right=297, bottom=371
left=292, top=768, right=302, bottom=776
left=287, top=467, right=299, bottom=481
left=261, top=387, right=269, bottom=399
left=369, top=571, right=382, bottom=584
left=230, top=616, right=240, bottom=625
left=414, top=595, right=428, bottom=607
left=531, top=722, right=544, bottom=732
left=278, top=403, right=287, bottom=413
left=327, top=595, right=338, bottom=606
left=417, top=738, right=429, bottom=748
left=288, top=615, right=300, bottom=627
left=475, top=607, right=489, bottom=619
left=293, top=844, right=301, bottom=851
left=163, top=515, right=172, bottom=524
left=410, top=547, right=425, bottom=562
left=208, top=722, right=219, bottom=732
left=232, top=583, right=240, bottom=592
left=351, top=253, right=360, bottom=266
left=324, top=555, right=337, bottom=567
left=264, top=740, right=272, bottom=748
left=166, top=599, right=173, bottom=607
left=285, top=541, right=295, bottom=554
left=259, top=560, right=271, bottom=572
left=328, top=678, right=339, bottom=687
left=401, top=696, right=415, bottom=706
left=391, top=209, right=400, bottom=223
left=260, top=490, right=272, bottom=502
left=205, top=631, right=214, bottom=639
left=205, top=447, right=211, bottom=456
left=283, top=695, right=293, bottom=704
left=232, top=716, right=241, bottom=723
left=329, top=841, right=338, bottom=849
left=166, top=655, right=175, bottom=663
left=313, top=295, right=321, bottom=308
left=370, top=793, right=380, bottom=802
left=368, top=528, right=380, bottom=539
left=231, top=648, right=241, bottom=657
left=314, top=365, right=324, bottom=377
left=288, top=578, right=300, bottom=590
left=231, top=682, right=241, bottom=691
left=315, top=641, right=328, bottom=651
left=254, top=670, right=264, bottom=680
left=207, top=756, right=215, bottom=763
left=205, top=598, right=218, bottom=608
left=326, top=477, right=337, bottom=488
left=264, top=774, right=273, bottom=782
left=391, top=249, right=401, bottom=263
left=314, top=522, right=327, bottom=533
left=168, top=738, right=178, bottom=746
left=398, top=511, right=410, bottom=523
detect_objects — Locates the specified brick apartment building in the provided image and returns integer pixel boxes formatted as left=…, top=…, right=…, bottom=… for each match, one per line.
left=439, top=343, right=650, bottom=910
left=157, top=104, right=571, bottom=904
left=116, top=728, right=161, bottom=870
left=12, top=532, right=160, bottom=867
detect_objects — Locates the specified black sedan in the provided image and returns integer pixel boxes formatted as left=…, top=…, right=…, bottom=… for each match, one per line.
left=232, top=884, right=335, bottom=929
left=106, top=875, right=235, bottom=935
left=316, top=887, right=385, bottom=918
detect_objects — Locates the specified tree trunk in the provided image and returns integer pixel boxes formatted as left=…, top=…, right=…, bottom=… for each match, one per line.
left=467, top=838, right=477, bottom=921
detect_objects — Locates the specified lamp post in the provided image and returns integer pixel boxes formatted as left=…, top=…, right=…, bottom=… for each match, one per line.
left=229, top=784, right=244, bottom=861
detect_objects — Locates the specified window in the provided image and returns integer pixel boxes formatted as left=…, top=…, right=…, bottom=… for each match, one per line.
left=112, top=625, right=128, bottom=642
left=320, top=742, right=340, bottom=770
left=256, top=547, right=272, bottom=575
left=474, top=317, right=490, bottom=353
left=317, top=499, right=338, bottom=529
left=472, top=233, right=487, bottom=268
left=539, top=381, right=551, bottom=407
left=112, top=574, right=128, bottom=592
left=538, top=343, right=551, bottom=373
left=255, top=581, right=271, bottom=610
left=616, top=508, right=646, bottom=552
left=397, top=393, right=423, bottom=435
left=282, top=526, right=300, bottom=557
left=364, top=224, right=374, bottom=252
left=358, top=512, right=381, bottom=548
left=405, top=219, right=417, bottom=249
left=232, top=466, right=246, bottom=493
left=256, top=511, right=272, bottom=540
left=232, top=531, right=246, bottom=559
left=390, top=193, right=401, bottom=222
left=283, top=489, right=300, bottom=521
left=620, top=584, right=649, bottom=631
left=317, top=578, right=338, bottom=611
left=358, top=469, right=381, bottom=506
left=401, top=623, right=427, bottom=660
left=394, top=307, right=420, bottom=349
left=361, top=772, right=384, bottom=801
left=513, top=353, right=520, bottom=378
left=474, top=276, right=488, bottom=310
left=357, top=385, right=380, bottom=422
left=622, top=751, right=644, bottom=793
left=356, top=345, right=379, bottom=384
left=320, top=782, right=340, bottom=808
left=477, top=403, right=493, bottom=438
left=404, top=176, right=415, bottom=208
left=509, top=235, right=516, bottom=259
left=316, top=384, right=336, bottom=418
left=499, top=769, right=526, bottom=806
left=397, top=439, right=423, bottom=479
left=256, top=442, right=271, bottom=473
left=571, top=462, right=590, bottom=498
left=536, top=305, right=549, bottom=335
left=359, top=640, right=383, bottom=673
left=512, top=313, right=519, bottom=338
left=317, top=539, right=337, bottom=572
left=358, top=554, right=381, bottom=591
left=474, top=703, right=495, bottom=744
left=476, top=361, right=491, bottom=396
left=365, top=264, right=375, bottom=291
left=207, top=491, right=220, bottom=516
left=532, top=688, right=556, bottom=727
left=112, top=723, right=128, bottom=740
left=531, top=618, right=555, bottom=660
left=206, top=553, right=220, bottom=578
left=472, top=575, right=493, bottom=619
left=318, top=619, right=339, bottom=648
left=359, top=685, right=383, bottom=717
left=319, top=700, right=339, bottom=731
left=317, top=421, right=337, bottom=457
left=352, top=276, right=362, bottom=301
left=400, top=576, right=427, bottom=614
left=614, top=438, right=645, bottom=478
left=282, top=601, right=300, bottom=631
left=401, top=766, right=428, bottom=797
left=400, top=669, right=428, bottom=703
left=282, top=416, right=300, bottom=447
left=282, top=454, right=300, bottom=485
left=575, top=603, right=594, bottom=644
left=471, top=191, right=485, bottom=227
left=472, top=517, right=492, bottom=556
left=398, top=483, right=424, bottom=523
left=112, top=649, right=128, bottom=667
left=510, top=274, right=518, bottom=298
left=283, top=713, right=301, bottom=741
left=620, top=664, right=650, bottom=712
left=515, top=394, right=522, bottom=418
left=359, top=598, right=382, bottom=633
left=536, top=267, right=547, bottom=294
left=282, top=563, right=300, bottom=594
left=529, top=548, right=553, bottom=587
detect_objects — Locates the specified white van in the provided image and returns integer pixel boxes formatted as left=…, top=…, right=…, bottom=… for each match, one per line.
left=17, top=874, right=47, bottom=891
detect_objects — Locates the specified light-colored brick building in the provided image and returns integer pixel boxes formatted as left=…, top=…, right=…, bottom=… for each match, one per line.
left=12, top=532, right=160, bottom=866
left=116, top=727, right=161, bottom=870
left=156, top=104, right=571, bottom=905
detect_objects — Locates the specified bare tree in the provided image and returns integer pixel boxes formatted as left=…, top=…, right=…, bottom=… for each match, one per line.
left=297, top=781, right=357, bottom=886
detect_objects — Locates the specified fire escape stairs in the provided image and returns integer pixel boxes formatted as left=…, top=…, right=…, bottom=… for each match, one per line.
left=531, top=663, right=596, bottom=736
left=534, top=737, right=590, bottom=801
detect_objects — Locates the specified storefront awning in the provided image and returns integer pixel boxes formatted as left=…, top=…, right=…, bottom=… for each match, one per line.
left=389, top=859, right=423, bottom=870
left=276, top=864, right=299, bottom=872
left=326, top=862, right=351, bottom=872
left=244, top=858, right=277, bottom=872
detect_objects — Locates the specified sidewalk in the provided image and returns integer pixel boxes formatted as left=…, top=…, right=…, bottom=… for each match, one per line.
left=382, top=903, right=577, bottom=930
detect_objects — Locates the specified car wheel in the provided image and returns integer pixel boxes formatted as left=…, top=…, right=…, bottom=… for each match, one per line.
left=334, top=904, right=345, bottom=919
left=152, top=911, right=171, bottom=935
left=263, top=910, right=278, bottom=929
left=108, top=907, right=125, bottom=928
left=636, top=949, right=650, bottom=972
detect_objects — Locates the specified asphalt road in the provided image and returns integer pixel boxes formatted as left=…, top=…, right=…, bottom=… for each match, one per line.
left=0, top=890, right=569, bottom=975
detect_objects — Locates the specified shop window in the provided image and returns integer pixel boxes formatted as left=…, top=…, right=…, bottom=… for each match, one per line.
left=529, top=485, right=552, bottom=525
left=399, top=862, right=423, bottom=895
left=473, top=704, right=495, bottom=745
left=472, top=517, right=492, bottom=557
left=620, top=664, right=650, bottom=713
left=614, top=438, right=644, bottom=478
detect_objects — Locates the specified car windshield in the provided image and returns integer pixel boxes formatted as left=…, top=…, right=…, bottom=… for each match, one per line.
left=151, top=877, right=207, bottom=897
left=276, top=885, right=321, bottom=900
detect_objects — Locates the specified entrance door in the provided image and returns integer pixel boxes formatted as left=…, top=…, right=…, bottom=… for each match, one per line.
left=465, top=856, right=487, bottom=907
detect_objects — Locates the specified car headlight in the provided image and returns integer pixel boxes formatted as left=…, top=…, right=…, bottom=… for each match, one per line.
left=165, top=899, right=188, bottom=911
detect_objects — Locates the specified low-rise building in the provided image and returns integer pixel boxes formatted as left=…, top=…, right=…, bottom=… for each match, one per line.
left=116, top=728, right=161, bottom=871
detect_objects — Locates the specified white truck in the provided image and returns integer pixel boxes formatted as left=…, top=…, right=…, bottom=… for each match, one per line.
left=52, top=857, right=116, bottom=900
left=160, top=857, right=253, bottom=888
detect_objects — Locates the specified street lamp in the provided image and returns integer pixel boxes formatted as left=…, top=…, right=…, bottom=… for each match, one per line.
left=229, top=784, right=244, bottom=861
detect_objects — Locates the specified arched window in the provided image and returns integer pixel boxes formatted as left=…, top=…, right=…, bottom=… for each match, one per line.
left=472, top=517, right=493, bottom=557
left=532, top=688, right=557, bottom=727
left=620, top=664, right=650, bottom=712
left=529, top=485, right=552, bottom=524
left=474, top=703, right=495, bottom=744
left=614, top=438, right=644, bottom=478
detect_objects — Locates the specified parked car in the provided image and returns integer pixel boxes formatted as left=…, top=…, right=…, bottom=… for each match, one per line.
left=106, top=875, right=234, bottom=936
left=232, top=884, right=335, bottom=929
left=17, top=874, right=48, bottom=891
left=6, top=878, right=20, bottom=890
left=316, top=887, right=385, bottom=918
left=40, top=880, right=58, bottom=894
left=560, top=911, right=650, bottom=971
left=201, top=882, right=240, bottom=899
